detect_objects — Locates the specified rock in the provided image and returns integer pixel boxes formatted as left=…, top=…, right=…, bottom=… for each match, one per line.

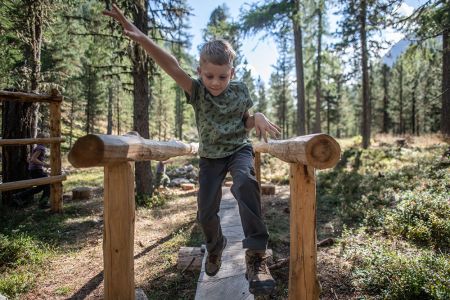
left=169, top=178, right=191, bottom=187
left=181, top=183, right=195, bottom=191
left=261, top=184, right=275, bottom=195
left=135, top=288, right=148, bottom=300
left=72, top=187, right=92, bottom=200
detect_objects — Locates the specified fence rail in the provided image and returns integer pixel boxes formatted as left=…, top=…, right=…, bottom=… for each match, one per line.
left=0, top=89, right=65, bottom=212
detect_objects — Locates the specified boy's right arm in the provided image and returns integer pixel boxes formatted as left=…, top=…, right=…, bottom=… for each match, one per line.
left=103, top=4, right=192, bottom=95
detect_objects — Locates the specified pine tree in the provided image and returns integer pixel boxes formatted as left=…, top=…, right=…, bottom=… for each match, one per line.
left=336, top=0, right=401, bottom=148
left=406, top=1, right=450, bottom=136
left=241, top=0, right=308, bottom=135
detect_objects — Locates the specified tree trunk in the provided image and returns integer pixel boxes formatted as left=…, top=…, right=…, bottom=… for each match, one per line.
left=359, top=0, right=371, bottom=148
left=69, top=95, right=75, bottom=148
left=441, top=27, right=450, bottom=137
left=282, top=48, right=287, bottom=139
left=107, top=86, right=113, bottom=135
left=314, top=6, right=323, bottom=133
left=399, top=61, right=404, bottom=135
left=382, top=64, right=390, bottom=133
left=28, top=0, right=43, bottom=138
left=293, top=0, right=306, bottom=135
left=85, top=66, right=92, bottom=134
left=132, top=0, right=152, bottom=196
left=326, top=93, right=330, bottom=134
left=336, top=75, right=342, bottom=138
left=116, top=95, right=121, bottom=135
left=1, top=101, right=35, bottom=206
left=411, top=77, right=419, bottom=135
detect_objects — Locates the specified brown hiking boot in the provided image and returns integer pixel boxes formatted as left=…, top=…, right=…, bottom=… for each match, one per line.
left=245, top=250, right=276, bottom=295
left=205, top=236, right=227, bottom=276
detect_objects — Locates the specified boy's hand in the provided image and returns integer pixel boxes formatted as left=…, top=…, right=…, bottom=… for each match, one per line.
left=254, top=112, right=281, bottom=143
left=103, top=4, right=144, bottom=41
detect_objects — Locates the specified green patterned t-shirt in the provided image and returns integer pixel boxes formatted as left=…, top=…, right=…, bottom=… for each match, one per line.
left=185, top=78, right=253, bottom=158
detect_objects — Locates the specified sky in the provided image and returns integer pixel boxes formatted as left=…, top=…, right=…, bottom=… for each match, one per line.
left=186, top=0, right=427, bottom=84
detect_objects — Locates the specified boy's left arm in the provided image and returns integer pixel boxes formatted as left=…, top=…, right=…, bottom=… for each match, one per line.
left=244, top=112, right=281, bottom=143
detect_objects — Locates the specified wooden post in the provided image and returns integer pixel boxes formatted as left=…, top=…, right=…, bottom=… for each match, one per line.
left=254, top=151, right=261, bottom=188
left=104, top=162, right=135, bottom=300
left=289, top=163, right=320, bottom=300
left=49, top=96, right=63, bottom=213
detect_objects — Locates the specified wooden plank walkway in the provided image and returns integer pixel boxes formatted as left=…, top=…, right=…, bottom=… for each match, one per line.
left=195, top=187, right=254, bottom=300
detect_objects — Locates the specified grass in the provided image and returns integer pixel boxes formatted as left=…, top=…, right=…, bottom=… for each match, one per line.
left=0, top=233, right=52, bottom=298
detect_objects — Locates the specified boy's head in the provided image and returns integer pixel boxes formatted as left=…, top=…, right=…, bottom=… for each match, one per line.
left=198, top=39, right=236, bottom=96
left=199, top=39, right=236, bottom=66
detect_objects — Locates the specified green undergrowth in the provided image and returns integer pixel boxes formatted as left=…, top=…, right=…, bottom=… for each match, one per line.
left=239, top=142, right=450, bottom=299
left=314, top=144, right=450, bottom=299
left=0, top=233, right=52, bottom=298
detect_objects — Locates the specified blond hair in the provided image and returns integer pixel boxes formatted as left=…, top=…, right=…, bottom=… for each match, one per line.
left=199, top=39, right=236, bottom=66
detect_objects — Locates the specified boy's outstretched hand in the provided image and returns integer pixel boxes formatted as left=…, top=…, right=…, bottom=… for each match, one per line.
left=254, top=112, right=281, bottom=143
left=103, top=4, right=143, bottom=41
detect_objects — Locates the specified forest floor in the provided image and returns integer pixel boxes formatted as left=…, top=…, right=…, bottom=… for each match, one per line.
left=1, top=134, right=449, bottom=300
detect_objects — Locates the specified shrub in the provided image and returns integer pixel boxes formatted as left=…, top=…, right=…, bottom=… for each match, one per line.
left=136, top=192, right=175, bottom=208
left=0, top=234, right=48, bottom=298
left=343, top=231, right=450, bottom=300
left=386, top=191, right=450, bottom=251
left=0, top=234, right=46, bottom=269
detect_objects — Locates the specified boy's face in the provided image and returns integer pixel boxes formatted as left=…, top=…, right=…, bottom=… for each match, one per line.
left=197, top=62, right=234, bottom=96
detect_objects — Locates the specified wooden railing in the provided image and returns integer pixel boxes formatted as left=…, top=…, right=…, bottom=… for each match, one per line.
left=68, top=132, right=199, bottom=299
left=254, top=134, right=341, bottom=300
left=0, top=89, right=66, bottom=212
left=68, top=132, right=340, bottom=300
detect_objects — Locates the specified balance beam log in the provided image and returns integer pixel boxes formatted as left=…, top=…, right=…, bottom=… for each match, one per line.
left=253, top=133, right=341, bottom=169
left=68, top=132, right=199, bottom=168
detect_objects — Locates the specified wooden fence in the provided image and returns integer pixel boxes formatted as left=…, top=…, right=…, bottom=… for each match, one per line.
left=254, top=134, right=340, bottom=299
left=68, top=132, right=340, bottom=300
left=0, top=89, right=66, bottom=212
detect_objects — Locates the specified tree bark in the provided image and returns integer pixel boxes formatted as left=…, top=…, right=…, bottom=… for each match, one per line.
left=359, top=0, right=371, bottom=148
left=132, top=0, right=152, bottom=196
left=441, top=27, right=450, bottom=137
left=28, top=0, right=43, bottom=138
left=382, top=64, right=390, bottom=133
left=399, top=61, right=404, bottom=135
left=1, top=101, right=35, bottom=206
left=411, top=77, right=419, bottom=135
left=292, top=0, right=306, bottom=135
left=314, top=5, right=323, bottom=133
left=107, top=86, right=113, bottom=135
left=336, top=74, right=342, bottom=138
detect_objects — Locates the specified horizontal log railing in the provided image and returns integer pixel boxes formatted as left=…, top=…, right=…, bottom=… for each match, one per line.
left=254, top=133, right=341, bottom=300
left=0, top=90, right=63, bottom=103
left=68, top=132, right=340, bottom=300
left=0, top=175, right=67, bottom=192
left=68, top=132, right=198, bottom=300
left=0, top=89, right=65, bottom=212
left=0, top=137, right=65, bottom=146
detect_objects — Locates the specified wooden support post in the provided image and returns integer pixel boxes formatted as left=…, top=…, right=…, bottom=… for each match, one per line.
left=289, top=163, right=320, bottom=300
left=254, top=151, right=261, bottom=188
left=49, top=99, right=63, bottom=212
left=104, top=162, right=135, bottom=300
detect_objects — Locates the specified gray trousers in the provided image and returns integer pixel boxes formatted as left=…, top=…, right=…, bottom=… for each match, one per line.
left=197, top=145, right=269, bottom=255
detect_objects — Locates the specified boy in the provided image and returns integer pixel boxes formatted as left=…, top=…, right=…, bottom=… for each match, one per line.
left=12, top=132, right=51, bottom=209
left=154, top=160, right=170, bottom=190
left=104, top=4, right=280, bottom=295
